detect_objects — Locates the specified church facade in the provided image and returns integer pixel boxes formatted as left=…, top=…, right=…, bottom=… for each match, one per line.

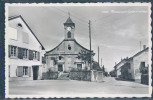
left=45, top=17, right=94, bottom=72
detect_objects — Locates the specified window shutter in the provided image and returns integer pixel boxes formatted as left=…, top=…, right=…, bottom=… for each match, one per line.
left=20, top=48, right=24, bottom=59
left=38, top=52, right=40, bottom=61
left=8, top=45, right=11, bottom=57
left=17, top=66, right=23, bottom=77
left=29, top=67, right=31, bottom=77
left=18, top=47, right=21, bottom=59
left=29, top=50, right=33, bottom=60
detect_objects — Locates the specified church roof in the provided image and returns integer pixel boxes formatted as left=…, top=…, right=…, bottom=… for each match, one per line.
left=64, top=17, right=75, bottom=27
left=65, top=17, right=74, bottom=24
left=46, top=39, right=93, bottom=53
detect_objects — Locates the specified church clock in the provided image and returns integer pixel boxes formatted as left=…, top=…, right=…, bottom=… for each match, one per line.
left=67, top=27, right=71, bottom=31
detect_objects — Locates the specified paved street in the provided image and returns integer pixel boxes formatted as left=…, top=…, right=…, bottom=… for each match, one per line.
left=9, top=77, right=149, bottom=97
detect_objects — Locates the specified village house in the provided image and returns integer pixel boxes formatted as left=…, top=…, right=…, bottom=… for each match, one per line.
left=7, top=15, right=45, bottom=81
left=45, top=16, right=94, bottom=73
left=114, top=58, right=129, bottom=78
left=112, top=45, right=149, bottom=83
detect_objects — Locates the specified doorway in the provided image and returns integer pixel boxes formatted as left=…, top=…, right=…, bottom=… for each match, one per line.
left=77, top=64, right=82, bottom=71
left=58, top=64, right=63, bottom=72
left=32, top=66, right=39, bottom=80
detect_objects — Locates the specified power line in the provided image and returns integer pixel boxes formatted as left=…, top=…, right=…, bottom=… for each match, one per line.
left=52, top=7, right=88, bottom=24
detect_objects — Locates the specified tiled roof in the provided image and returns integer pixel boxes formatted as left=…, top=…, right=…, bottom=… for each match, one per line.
left=46, top=39, right=93, bottom=53
left=129, top=47, right=149, bottom=60
left=9, top=15, right=45, bottom=50
left=114, top=47, right=149, bottom=69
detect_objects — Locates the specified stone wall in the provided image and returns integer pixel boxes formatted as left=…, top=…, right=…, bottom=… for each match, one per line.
left=69, top=71, right=91, bottom=81
left=69, top=70, right=103, bottom=82
left=91, top=70, right=103, bottom=82
left=42, top=72, right=58, bottom=79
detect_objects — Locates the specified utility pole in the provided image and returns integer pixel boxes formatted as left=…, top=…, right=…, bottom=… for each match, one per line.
left=101, top=58, right=102, bottom=67
left=89, top=20, right=92, bottom=70
left=98, top=46, right=99, bottom=67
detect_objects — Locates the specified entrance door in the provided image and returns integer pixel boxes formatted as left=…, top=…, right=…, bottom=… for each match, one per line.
left=32, top=66, right=39, bottom=80
left=77, top=64, right=82, bottom=71
left=58, top=64, right=63, bottom=72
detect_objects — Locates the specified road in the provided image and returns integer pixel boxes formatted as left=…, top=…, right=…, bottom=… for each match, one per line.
left=9, top=77, right=150, bottom=97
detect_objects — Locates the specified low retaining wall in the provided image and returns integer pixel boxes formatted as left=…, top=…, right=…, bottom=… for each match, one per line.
left=69, top=70, right=103, bottom=82
left=69, top=71, right=91, bottom=81
left=42, top=72, right=58, bottom=80
left=91, top=70, right=103, bottom=82
left=9, top=77, right=33, bottom=81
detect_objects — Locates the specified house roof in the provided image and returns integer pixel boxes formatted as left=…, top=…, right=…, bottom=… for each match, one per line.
left=8, top=15, right=45, bottom=50
left=114, top=58, right=128, bottom=69
left=114, top=47, right=149, bottom=69
left=129, top=47, right=149, bottom=60
left=46, top=39, right=93, bottom=53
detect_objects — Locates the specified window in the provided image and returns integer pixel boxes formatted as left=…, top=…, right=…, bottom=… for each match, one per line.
left=17, top=66, right=31, bottom=77
left=77, top=64, right=82, bottom=71
left=23, top=49, right=28, bottom=59
left=9, top=45, right=17, bottom=57
left=33, top=51, right=37, bottom=59
left=68, top=45, right=71, bottom=50
left=18, top=23, right=22, bottom=27
left=23, top=66, right=28, bottom=76
left=59, top=56, right=62, bottom=60
left=67, top=31, right=71, bottom=38
left=140, top=62, right=145, bottom=67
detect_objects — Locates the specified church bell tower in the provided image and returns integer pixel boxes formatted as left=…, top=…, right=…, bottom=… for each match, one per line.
left=64, top=15, right=75, bottom=40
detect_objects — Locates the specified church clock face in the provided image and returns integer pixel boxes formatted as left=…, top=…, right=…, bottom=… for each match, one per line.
left=67, top=27, right=71, bottom=31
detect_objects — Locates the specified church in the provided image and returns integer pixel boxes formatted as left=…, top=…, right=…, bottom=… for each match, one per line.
left=45, top=16, right=95, bottom=72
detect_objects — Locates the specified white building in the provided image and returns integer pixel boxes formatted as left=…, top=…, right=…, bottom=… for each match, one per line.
left=114, top=46, right=149, bottom=83
left=128, top=46, right=149, bottom=83
left=6, top=15, right=45, bottom=81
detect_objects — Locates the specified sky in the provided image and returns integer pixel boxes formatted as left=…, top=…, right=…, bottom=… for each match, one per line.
left=8, top=4, right=149, bottom=72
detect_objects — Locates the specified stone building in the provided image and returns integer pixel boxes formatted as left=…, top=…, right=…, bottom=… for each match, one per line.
left=7, top=15, right=45, bottom=81
left=113, top=46, right=149, bottom=83
left=45, top=17, right=94, bottom=72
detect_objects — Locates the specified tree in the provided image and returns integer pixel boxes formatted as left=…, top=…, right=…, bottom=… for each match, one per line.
left=92, top=61, right=101, bottom=71
left=102, top=65, right=105, bottom=73
left=77, top=50, right=95, bottom=65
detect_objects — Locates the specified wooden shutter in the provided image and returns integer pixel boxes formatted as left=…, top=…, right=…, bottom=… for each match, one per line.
left=38, top=52, right=40, bottom=61
left=18, top=47, right=21, bottom=59
left=17, top=66, right=23, bottom=77
left=29, top=67, right=31, bottom=77
left=20, top=48, right=24, bottom=59
left=8, top=45, right=11, bottom=57
left=29, top=50, right=33, bottom=60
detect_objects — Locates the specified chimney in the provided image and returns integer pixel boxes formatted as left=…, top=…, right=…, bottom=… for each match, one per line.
left=143, top=45, right=146, bottom=50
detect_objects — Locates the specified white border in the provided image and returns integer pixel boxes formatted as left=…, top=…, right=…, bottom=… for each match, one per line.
left=5, top=3, right=152, bottom=98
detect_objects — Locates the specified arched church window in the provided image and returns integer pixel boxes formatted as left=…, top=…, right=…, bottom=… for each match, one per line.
left=68, top=45, right=71, bottom=50
left=67, top=31, right=71, bottom=38
left=59, top=56, right=62, bottom=60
